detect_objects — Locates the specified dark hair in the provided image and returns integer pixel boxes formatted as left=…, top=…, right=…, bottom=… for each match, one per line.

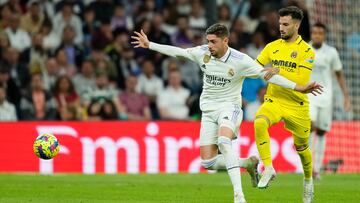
left=205, top=23, right=229, bottom=38
left=312, top=22, right=327, bottom=32
left=278, top=6, right=304, bottom=21
left=54, top=75, right=76, bottom=95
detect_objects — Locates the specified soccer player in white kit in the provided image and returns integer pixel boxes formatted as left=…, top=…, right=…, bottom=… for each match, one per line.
left=308, top=22, right=351, bottom=179
left=132, top=23, right=322, bottom=203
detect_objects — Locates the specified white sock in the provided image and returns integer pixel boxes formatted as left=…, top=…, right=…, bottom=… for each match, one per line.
left=218, top=136, right=243, bottom=194
left=314, top=135, right=326, bottom=173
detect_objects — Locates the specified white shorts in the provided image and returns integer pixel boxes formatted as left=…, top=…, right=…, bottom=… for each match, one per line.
left=309, top=104, right=332, bottom=132
left=199, top=104, right=243, bottom=146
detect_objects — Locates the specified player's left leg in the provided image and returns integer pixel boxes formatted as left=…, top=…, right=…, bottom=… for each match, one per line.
left=200, top=110, right=258, bottom=188
left=216, top=104, right=247, bottom=203
left=313, top=105, right=332, bottom=179
left=284, top=108, right=313, bottom=203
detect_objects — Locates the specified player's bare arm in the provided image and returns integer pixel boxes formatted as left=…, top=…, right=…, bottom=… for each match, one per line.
left=335, top=70, right=351, bottom=111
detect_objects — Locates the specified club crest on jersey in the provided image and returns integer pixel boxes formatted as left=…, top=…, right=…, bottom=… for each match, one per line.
left=203, top=54, right=210, bottom=63
left=228, top=68, right=235, bottom=76
left=290, top=51, right=297, bottom=58
left=305, top=56, right=314, bottom=64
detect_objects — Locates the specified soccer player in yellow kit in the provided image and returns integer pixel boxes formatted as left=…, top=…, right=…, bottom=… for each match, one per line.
left=254, top=6, right=317, bottom=203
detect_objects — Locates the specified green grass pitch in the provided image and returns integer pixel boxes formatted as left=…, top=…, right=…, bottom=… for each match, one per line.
left=0, top=173, right=359, bottom=203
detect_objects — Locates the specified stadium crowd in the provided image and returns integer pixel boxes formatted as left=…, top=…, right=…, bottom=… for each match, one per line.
left=0, top=0, right=312, bottom=121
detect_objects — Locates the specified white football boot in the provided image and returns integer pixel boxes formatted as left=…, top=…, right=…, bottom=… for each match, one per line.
left=257, top=166, right=276, bottom=189
left=303, top=179, right=314, bottom=203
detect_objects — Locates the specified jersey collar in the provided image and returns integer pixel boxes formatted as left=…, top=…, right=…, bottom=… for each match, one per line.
left=281, top=35, right=303, bottom=45
left=215, top=46, right=231, bottom=62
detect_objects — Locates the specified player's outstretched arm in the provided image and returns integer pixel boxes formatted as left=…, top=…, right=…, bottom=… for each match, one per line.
left=258, top=69, right=323, bottom=95
left=131, top=29, right=193, bottom=60
left=294, top=82, right=324, bottom=96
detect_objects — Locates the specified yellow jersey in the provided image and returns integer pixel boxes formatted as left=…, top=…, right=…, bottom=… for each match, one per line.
left=256, top=35, right=315, bottom=107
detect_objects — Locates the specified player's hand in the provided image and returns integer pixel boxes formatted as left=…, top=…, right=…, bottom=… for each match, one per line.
left=261, top=67, right=279, bottom=80
left=344, top=95, right=351, bottom=111
left=295, top=82, right=324, bottom=95
left=131, top=29, right=150, bottom=49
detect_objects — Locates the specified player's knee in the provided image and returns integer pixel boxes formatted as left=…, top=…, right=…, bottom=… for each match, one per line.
left=201, top=157, right=217, bottom=169
left=217, top=136, right=232, bottom=154
left=295, top=144, right=309, bottom=152
left=254, top=117, right=269, bottom=133
left=317, top=129, right=326, bottom=136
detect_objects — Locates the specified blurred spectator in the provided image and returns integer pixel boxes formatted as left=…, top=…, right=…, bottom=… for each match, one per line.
left=171, top=15, right=193, bottom=47
left=20, top=73, right=57, bottom=120
left=41, top=57, right=59, bottom=91
left=54, top=0, right=84, bottom=16
left=22, top=32, right=49, bottom=73
left=111, top=4, right=133, bottom=31
left=255, top=9, right=280, bottom=43
left=6, top=0, right=24, bottom=14
left=39, top=20, right=61, bottom=52
left=177, top=58, right=201, bottom=94
left=244, top=86, right=266, bottom=121
left=157, top=70, right=190, bottom=120
left=246, top=31, right=266, bottom=58
left=52, top=1, right=83, bottom=45
left=137, top=59, right=163, bottom=119
left=5, top=13, right=31, bottom=52
left=91, top=18, right=113, bottom=50
left=0, top=65, right=20, bottom=113
left=239, top=0, right=263, bottom=34
left=105, top=29, right=128, bottom=88
left=0, top=4, right=13, bottom=29
left=189, top=1, right=206, bottom=31
left=161, top=58, right=179, bottom=81
left=90, top=48, right=118, bottom=83
left=133, top=0, right=156, bottom=23
left=120, top=75, right=151, bottom=120
left=82, top=6, right=99, bottom=54
left=116, top=45, right=139, bottom=87
left=3, top=46, right=30, bottom=90
left=20, top=0, right=44, bottom=35
left=39, top=0, right=56, bottom=19
left=0, top=31, right=10, bottom=60
left=149, top=13, right=171, bottom=45
left=229, top=18, right=251, bottom=51
left=89, top=0, right=114, bottom=22
left=57, top=25, right=84, bottom=68
left=72, top=59, right=96, bottom=96
left=218, top=4, right=231, bottom=28
left=82, top=71, right=118, bottom=109
left=53, top=75, right=82, bottom=120
left=88, top=98, right=119, bottom=120
left=241, top=77, right=266, bottom=108
left=175, top=0, right=191, bottom=15
left=55, top=48, right=77, bottom=76
left=0, top=83, right=17, bottom=121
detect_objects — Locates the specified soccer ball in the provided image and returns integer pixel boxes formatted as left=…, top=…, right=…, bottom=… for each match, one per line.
left=33, top=133, right=60, bottom=160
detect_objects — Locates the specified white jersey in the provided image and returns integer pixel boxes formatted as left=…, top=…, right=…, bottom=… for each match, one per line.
left=308, top=43, right=342, bottom=107
left=149, top=42, right=297, bottom=111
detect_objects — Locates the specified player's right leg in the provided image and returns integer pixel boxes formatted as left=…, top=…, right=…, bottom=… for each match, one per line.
left=254, top=99, right=282, bottom=188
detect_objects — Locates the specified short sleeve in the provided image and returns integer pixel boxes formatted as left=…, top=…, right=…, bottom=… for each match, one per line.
left=240, top=54, right=264, bottom=78
left=331, top=48, right=343, bottom=71
left=256, top=44, right=271, bottom=67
